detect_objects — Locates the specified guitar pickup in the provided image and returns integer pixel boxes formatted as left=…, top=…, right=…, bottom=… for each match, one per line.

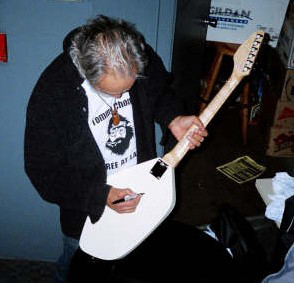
left=150, top=159, right=168, bottom=180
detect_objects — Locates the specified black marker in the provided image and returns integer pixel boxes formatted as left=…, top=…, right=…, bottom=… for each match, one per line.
left=112, top=193, right=145, bottom=204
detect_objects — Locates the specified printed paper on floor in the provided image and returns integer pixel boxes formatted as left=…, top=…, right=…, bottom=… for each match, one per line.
left=217, top=156, right=266, bottom=184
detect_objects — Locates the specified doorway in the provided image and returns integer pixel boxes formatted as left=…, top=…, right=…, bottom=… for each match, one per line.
left=172, top=0, right=212, bottom=114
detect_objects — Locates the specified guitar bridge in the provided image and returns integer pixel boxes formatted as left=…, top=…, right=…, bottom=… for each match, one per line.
left=150, top=159, right=168, bottom=179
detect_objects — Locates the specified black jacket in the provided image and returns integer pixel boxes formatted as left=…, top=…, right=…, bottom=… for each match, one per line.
left=24, top=31, right=180, bottom=239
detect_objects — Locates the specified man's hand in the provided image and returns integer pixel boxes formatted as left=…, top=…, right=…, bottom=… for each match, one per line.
left=168, top=115, right=208, bottom=149
left=107, top=187, right=142, bottom=213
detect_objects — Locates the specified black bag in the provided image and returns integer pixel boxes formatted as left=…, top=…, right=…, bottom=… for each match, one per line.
left=70, top=220, right=236, bottom=283
left=280, top=195, right=294, bottom=249
left=272, top=194, right=294, bottom=270
left=210, top=205, right=269, bottom=283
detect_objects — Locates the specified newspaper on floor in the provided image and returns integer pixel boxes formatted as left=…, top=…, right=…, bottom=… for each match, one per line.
left=216, top=156, right=266, bottom=184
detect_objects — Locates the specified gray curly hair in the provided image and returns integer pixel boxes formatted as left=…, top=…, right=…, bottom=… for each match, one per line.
left=70, top=15, right=148, bottom=86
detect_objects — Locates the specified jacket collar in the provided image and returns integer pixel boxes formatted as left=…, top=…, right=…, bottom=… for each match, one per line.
left=62, top=52, right=84, bottom=89
left=62, top=27, right=84, bottom=89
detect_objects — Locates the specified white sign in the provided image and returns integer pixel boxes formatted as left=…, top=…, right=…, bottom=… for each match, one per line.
left=207, top=0, right=290, bottom=47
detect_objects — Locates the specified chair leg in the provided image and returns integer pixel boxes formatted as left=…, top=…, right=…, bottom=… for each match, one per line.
left=241, top=81, right=250, bottom=145
left=199, top=52, right=223, bottom=113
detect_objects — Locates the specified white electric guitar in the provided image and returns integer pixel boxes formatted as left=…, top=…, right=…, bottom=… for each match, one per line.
left=80, top=30, right=265, bottom=260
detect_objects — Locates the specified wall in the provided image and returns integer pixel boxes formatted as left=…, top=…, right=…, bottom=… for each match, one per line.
left=0, top=0, right=176, bottom=261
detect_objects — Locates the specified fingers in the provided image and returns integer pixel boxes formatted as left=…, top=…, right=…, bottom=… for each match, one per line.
left=186, top=133, right=203, bottom=149
left=190, top=116, right=205, bottom=129
left=107, top=187, right=143, bottom=214
left=187, top=117, right=208, bottom=149
left=168, top=115, right=208, bottom=149
left=114, top=194, right=142, bottom=213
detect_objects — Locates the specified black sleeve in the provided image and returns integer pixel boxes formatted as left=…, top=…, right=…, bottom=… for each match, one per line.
left=24, top=85, right=110, bottom=222
left=140, top=45, right=182, bottom=148
left=144, top=45, right=182, bottom=130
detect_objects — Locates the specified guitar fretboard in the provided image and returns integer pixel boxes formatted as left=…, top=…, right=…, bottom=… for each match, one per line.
left=200, top=74, right=240, bottom=127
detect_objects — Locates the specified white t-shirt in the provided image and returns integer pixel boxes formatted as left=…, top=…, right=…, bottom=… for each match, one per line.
left=82, top=80, right=137, bottom=176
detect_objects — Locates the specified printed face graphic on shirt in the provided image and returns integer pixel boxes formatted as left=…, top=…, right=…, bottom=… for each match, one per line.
left=106, top=115, right=134, bottom=155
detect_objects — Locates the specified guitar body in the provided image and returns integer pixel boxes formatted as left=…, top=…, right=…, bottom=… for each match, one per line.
left=79, top=158, right=175, bottom=260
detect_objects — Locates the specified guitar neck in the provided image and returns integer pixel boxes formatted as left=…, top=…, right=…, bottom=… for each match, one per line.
left=199, top=73, right=241, bottom=127
left=162, top=72, right=242, bottom=168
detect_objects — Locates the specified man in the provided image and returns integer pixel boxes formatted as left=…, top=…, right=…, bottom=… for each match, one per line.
left=24, top=15, right=207, bottom=282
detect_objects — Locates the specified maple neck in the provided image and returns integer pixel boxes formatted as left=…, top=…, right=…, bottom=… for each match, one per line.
left=199, top=73, right=241, bottom=126
left=162, top=72, right=242, bottom=168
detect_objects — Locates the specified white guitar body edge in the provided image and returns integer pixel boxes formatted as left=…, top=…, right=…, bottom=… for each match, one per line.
left=79, top=158, right=175, bottom=260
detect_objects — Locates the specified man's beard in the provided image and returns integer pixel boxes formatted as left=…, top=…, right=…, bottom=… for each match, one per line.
left=106, top=137, right=130, bottom=155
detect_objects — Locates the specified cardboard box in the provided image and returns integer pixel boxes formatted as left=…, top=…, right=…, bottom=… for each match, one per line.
left=207, top=0, right=290, bottom=47
left=266, top=126, right=294, bottom=157
left=273, top=100, right=294, bottom=128
left=261, top=64, right=293, bottom=128
left=276, top=17, right=294, bottom=69
left=281, top=69, right=294, bottom=101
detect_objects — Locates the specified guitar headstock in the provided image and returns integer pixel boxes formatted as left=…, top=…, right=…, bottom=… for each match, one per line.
left=233, top=30, right=265, bottom=78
